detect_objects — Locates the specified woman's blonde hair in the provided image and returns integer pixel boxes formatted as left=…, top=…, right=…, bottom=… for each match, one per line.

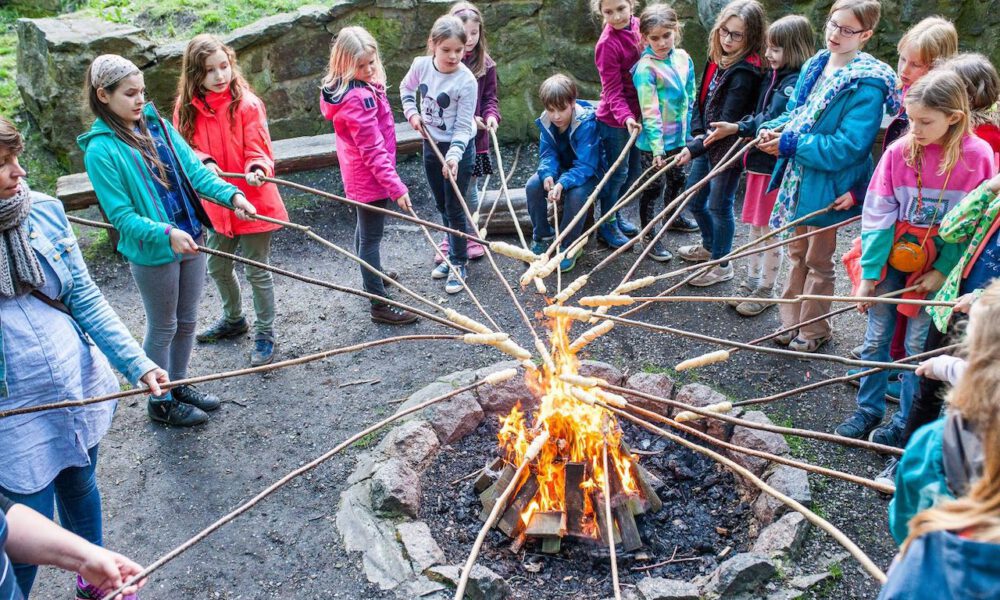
left=767, top=15, right=814, bottom=73
left=829, top=0, right=881, bottom=33
left=323, top=26, right=387, bottom=99
left=708, top=0, right=767, bottom=69
left=450, top=2, right=491, bottom=78
left=897, top=16, right=958, bottom=67
left=938, top=53, right=1000, bottom=130
left=426, top=15, right=467, bottom=56
left=175, top=34, right=251, bottom=142
left=904, top=69, right=971, bottom=175
left=638, top=3, right=682, bottom=43
left=903, top=279, right=1000, bottom=552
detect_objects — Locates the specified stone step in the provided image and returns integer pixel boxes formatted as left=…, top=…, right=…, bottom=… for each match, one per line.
left=55, top=123, right=423, bottom=211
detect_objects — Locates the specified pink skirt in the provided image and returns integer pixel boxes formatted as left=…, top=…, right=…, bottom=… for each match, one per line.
left=741, top=171, right=778, bottom=228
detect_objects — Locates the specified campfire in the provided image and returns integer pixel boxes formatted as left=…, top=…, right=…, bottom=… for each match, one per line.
left=475, top=314, right=662, bottom=554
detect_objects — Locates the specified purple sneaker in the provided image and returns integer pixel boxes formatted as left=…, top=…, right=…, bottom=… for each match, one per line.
left=77, top=574, right=137, bottom=600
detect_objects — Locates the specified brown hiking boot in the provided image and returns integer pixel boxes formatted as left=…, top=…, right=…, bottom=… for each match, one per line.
left=370, top=302, right=419, bottom=325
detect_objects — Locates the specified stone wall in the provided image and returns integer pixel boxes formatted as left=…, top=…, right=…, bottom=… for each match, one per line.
left=17, top=0, right=1000, bottom=167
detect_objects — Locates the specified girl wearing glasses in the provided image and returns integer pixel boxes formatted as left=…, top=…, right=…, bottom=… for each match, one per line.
left=756, top=0, right=900, bottom=353
left=674, top=0, right=766, bottom=288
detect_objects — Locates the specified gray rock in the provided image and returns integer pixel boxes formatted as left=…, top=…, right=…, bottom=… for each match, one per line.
left=336, top=481, right=413, bottom=590
left=578, top=359, right=625, bottom=385
left=348, top=420, right=440, bottom=485
left=624, top=372, right=675, bottom=416
left=636, top=576, right=701, bottom=600
left=767, top=590, right=805, bottom=600
left=753, top=466, right=812, bottom=525
left=427, top=565, right=512, bottom=600
left=395, top=576, right=448, bottom=599
left=674, top=383, right=728, bottom=433
left=397, top=380, right=485, bottom=444
left=705, top=553, right=777, bottom=597
left=437, top=368, right=477, bottom=387
left=397, top=521, right=446, bottom=573
left=370, top=458, right=421, bottom=517
left=727, top=411, right=789, bottom=476
left=789, top=572, right=832, bottom=590
left=474, top=361, right=537, bottom=416
left=707, top=405, right=744, bottom=442
left=752, top=511, right=810, bottom=559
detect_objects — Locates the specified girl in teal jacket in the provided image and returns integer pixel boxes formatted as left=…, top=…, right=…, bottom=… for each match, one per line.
left=78, top=54, right=257, bottom=428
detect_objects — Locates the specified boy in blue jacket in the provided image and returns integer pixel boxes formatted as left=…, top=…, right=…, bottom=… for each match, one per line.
left=526, top=74, right=602, bottom=273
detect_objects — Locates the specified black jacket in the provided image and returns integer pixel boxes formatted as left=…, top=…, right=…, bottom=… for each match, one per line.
left=738, top=66, right=799, bottom=174
left=688, top=56, right=763, bottom=167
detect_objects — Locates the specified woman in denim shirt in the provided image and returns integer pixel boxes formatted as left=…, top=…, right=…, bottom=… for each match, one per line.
left=0, top=118, right=166, bottom=598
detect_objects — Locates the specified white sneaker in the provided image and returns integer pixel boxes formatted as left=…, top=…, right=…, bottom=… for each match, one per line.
left=678, top=244, right=712, bottom=262
left=689, top=264, right=734, bottom=287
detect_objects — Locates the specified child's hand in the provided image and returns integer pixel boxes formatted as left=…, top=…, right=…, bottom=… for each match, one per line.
left=625, top=118, right=642, bottom=136
left=395, top=192, right=412, bottom=212
left=653, top=154, right=667, bottom=169
left=855, top=279, right=878, bottom=313
left=475, top=116, right=487, bottom=131
left=232, top=194, right=258, bottom=220
left=987, top=173, right=1000, bottom=194
left=169, top=228, right=199, bottom=254
left=914, top=269, right=946, bottom=294
left=543, top=176, right=554, bottom=192
left=408, top=115, right=425, bottom=135
left=675, top=147, right=692, bottom=166
left=704, top=122, right=738, bottom=146
left=548, top=182, right=564, bottom=203
left=77, top=546, right=147, bottom=600
left=758, top=129, right=777, bottom=141
left=954, top=292, right=977, bottom=313
left=139, top=367, right=168, bottom=397
left=758, top=136, right=780, bottom=156
left=204, top=160, right=223, bottom=176
left=831, top=192, right=854, bottom=211
left=442, top=159, right=459, bottom=180
left=486, top=116, right=499, bottom=131
left=245, top=168, right=265, bottom=187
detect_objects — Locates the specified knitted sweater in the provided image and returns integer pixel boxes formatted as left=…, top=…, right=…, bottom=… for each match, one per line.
left=400, top=56, right=478, bottom=164
left=632, top=46, right=696, bottom=156
left=860, top=135, right=995, bottom=280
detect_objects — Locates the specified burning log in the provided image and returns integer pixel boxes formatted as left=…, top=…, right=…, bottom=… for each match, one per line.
left=564, top=462, right=588, bottom=538
left=474, top=457, right=506, bottom=494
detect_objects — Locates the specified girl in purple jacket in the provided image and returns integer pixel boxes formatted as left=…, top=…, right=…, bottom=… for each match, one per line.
left=320, top=26, right=419, bottom=326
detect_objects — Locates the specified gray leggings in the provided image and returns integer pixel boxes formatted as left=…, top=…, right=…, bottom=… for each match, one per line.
left=129, top=250, right=206, bottom=383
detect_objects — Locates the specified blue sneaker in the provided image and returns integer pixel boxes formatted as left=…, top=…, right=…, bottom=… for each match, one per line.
left=869, top=422, right=904, bottom=448
left=531, top=237, right=554, bottom=255
left=597, top=222, right=628, bottom=248
left=559, top=245, right=584, bottom=273
left=617, top=217, right=640, bottom=237
left=834, top=411, right=880, bottom=439
left=445, top=264, right=467, bottom=294
left=251, top=333, right=275, bottom=366
left=431, top=262, right=450, bottom=279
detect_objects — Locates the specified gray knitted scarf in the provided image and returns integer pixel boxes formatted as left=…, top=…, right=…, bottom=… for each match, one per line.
left=0, top=181, right=45, bottom=298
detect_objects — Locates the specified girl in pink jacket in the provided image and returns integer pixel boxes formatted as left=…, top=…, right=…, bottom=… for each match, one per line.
left=321, top=26, right=418, bottom=326
left=174, top=34, right=288, bottom=367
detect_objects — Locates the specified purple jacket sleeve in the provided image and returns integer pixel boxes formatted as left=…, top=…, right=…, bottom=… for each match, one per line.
left=481, top=63, right=501, bottom=123
left=596, top=41, right=636, bottom=127
left=337, top=89, right=408, bottom=201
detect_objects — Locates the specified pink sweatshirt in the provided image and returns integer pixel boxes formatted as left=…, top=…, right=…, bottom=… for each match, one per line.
left=595, top=16, right=642, bottom=128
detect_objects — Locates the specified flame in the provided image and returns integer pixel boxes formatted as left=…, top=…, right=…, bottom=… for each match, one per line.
left=497, top=315, right=639, bottom=535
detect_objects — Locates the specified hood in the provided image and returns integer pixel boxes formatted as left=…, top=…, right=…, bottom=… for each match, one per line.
left=321, top=80, right=381, bottom=117
left=77, top=102, right=161, bottom=151
left=536, top=100, right=595, bottom=141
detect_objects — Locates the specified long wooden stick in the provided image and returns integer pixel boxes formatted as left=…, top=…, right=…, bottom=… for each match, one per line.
left=604, top=405, right=887, bottom=583
left=603, top=294, right=955, bottom=308
left=69, top=216, right=466, bottom=333
left=481, top=144, right=522, bottom=231
left=0, top=335, right=460, bottom=419
left=454, top=431, right=549, bottom=600
left=603, top=435, right=621, bottom=600
left=599, top=382, right=903, bottom=456
left=101, top=369, right=519, bottom=600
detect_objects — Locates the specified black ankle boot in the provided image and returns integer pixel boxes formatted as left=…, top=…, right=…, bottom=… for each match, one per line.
left=147, top=397, right=209, bottom=427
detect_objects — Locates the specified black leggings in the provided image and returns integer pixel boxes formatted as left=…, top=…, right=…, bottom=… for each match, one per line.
left=638, top=148, right=687, bottom=232
left=901, top=312, right=968, bottom=446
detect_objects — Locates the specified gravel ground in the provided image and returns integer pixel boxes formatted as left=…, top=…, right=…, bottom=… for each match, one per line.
left=30, top=143, right=895, bottom=599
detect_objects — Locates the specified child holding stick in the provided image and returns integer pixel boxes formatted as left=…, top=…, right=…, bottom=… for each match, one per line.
left=834, top=70, right=995, bottom=447
left=400, top=15, right=479, bottom=295
left=757, top=0, right=900, bottom=353
left=630, top=3, right=696, bottom=262
left=174, top=34, right=289, bottom=366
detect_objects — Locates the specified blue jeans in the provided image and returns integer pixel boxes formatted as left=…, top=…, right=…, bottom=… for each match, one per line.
left=686, top=154, right=741, bottom=260
left=856, top=267, right=932, bottom=428
left=526, top=173, right=595, bottom=249
left=1, top=445, right=102, bottom=596
left=596, top=121, right=642, bottom=217
left=355, top=199, right=389, bottom=299
left=423, top=141, right=475, bottom=266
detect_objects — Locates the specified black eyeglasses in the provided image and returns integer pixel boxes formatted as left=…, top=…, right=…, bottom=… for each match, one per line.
left=719, top=25, right=745, bottom=43
left=826, top=19, right=868, bottom=38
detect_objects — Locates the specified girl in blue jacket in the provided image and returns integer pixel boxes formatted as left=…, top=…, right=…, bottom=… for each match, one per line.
left=757, top=0, right=900, bottom=353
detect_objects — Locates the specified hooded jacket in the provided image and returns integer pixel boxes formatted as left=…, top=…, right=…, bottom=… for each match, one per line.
left=172, top=88, right=287, bottom=237
left=78, top=103, right=240, bottom=267
left=535, top=100, right=602, bottom=190
left=321, top=80, right=408, bottom=203
left=739, top=66, right=799, bottom=174
left=595, top=16, right=643, bottom=128
left=878, top=530, right=1000, bottom=600
left=688, top=55, right=763, bottom=167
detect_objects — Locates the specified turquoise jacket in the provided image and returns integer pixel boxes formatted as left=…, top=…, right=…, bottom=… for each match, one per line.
left=888, top=419, right=950, bottom=546
left=77, top=103, right=240, bottom=266
left=761, top=56, right=892, bottom=228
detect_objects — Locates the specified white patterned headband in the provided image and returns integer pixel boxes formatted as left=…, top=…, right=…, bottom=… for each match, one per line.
left=90, top=54, right=140, bottom=89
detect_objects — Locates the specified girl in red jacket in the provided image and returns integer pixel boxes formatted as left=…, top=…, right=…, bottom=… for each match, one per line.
left=174, top=34, right=288, bottom=366
left=321, top=26, right=419, bottom=325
